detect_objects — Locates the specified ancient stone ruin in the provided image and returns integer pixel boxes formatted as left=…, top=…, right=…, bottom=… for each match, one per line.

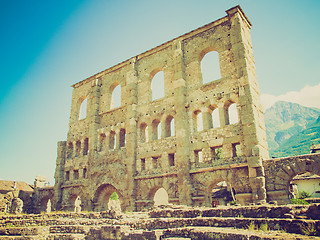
left=1, top=204, right=320, bottom=239
left=53, top=5, right=271, bottom=212
left=49, top=4, right=320, bottom=213
left=1, top=5, right=320, bottom=239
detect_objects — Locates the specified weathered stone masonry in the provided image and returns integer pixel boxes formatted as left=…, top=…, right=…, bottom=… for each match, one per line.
left=54, top=6, right=271, bottom=212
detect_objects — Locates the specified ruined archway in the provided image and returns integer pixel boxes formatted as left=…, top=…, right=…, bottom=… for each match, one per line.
left=93, top=184, right=123, bottom=212
left=153, top=187, right=169, bottom=206
left=108, top=192, right=121, bottom=212
left=264, top=156, right=320, bottom=204
left=54, top=6, right=275, bottom=210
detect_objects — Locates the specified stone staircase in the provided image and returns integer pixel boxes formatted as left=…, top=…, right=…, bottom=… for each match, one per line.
left=0, top=204, right=319, bottom=239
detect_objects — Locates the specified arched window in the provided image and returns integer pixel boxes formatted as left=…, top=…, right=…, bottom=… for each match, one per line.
left=79, top=98, right=87, bottom=120
left=119, top=128, right=126, bottom=147
left=109, top=131, right=116, bottom=149
left=228, top=103, right=239, bottom=125
left=193, top=110, right=203, bottom=132
left=111, top=84, right=121, bottom=109
left=211, top=108, right=220, bottom=128
left=152, top=119, right=161, bottom=140
left=170, top=118, right=175, bottom=136
left=164, top=116, right=175, bottom=137
left=140, top=123, right=148, bottom=143
left=153, top=188, right=169, bottom=206
left=151, top=71, right=165, bottom=101
left=201, top=51, right=221, bottom=84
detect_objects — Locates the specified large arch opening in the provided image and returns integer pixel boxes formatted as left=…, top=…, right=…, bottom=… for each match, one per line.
left=164, top=116, right=175, bottom=137
left=201, top=50, right=221, bottom=84
left=153, top=187, right=169, bottom=206
left=79, top=98, right=87, bottom=120
left=93, top=184, right=122, bottom=212
left=193, top=110, right=203, bottom=132
left=111, top=84, right=121, bottom=109
left=226, top=102, right=239, bottom=125
left=211, top=107, right=220, bottom=128
left=152, top=119, right=161, bottom=140
left=65, top=194, right=79, bottom=212
left=151, top=70, right=165, bottom=101
left=140, top=123, right=148, bottom=143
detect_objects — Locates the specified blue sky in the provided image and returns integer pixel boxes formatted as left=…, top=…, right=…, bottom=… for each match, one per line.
left=0, top=0, right=319, bottom=184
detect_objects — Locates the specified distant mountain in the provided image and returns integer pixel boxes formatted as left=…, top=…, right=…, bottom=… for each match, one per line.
left=264, top=101, right=320, bottom=158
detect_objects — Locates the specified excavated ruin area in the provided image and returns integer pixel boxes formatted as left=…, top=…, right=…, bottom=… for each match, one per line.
left=0, top=204, right=320, bottom=239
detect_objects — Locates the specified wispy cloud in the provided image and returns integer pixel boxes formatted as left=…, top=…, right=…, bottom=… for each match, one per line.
left=261, top=83, right=320, bottom=111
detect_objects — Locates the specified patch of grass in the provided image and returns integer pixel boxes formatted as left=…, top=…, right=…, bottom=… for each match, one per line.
left=259, top=222, right=268, bottom=232
left=299, top=223, right=318, bottom=236
left=291, top=198, right=309, bottom=205
left=5, top=223, right=16, bottom=228
left=247, top=222, right=269, bottom=232
left=247, top=222, right=257, bottom=231
left=298, top=191, right=311, bottom=199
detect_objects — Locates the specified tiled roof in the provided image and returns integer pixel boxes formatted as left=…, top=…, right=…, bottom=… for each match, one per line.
left=0, top=180, right=34, bottom=193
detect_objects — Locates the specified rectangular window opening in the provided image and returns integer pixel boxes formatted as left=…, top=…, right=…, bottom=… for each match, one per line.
left=74, top=170, right=79, bottom=180
left=141, top=158, right=146, bottom=171
left=232, top=143, right=241, bottom=157
left=211, top=146, right=223, bottom=160
left=152, top=156, right=159, bottom=169
left=194, top=150, right=203, bottom=164
left=168, top=153, right=175, bottom=167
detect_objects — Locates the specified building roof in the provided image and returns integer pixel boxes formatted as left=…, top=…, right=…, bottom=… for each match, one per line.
left=291, top=172, right=320, bottom=183
left=0, top=180, right=34, bottom=193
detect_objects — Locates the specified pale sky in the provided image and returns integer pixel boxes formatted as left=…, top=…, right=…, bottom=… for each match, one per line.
left=0, top=0, right=319, bottom=184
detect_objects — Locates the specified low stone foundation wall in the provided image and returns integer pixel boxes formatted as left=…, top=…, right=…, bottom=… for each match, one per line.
left=149, top=204, right=310, bottom=219
left=0, top=204, right=319, bottom=239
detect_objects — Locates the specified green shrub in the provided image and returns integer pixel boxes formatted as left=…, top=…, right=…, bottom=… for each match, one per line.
left=298, top=191, right=311, bottom=199
left=110, top=192, right=119, bottom=201
left=299, top=223, right=318, bottom=236
left=6, top=223, right=16, bottom=228
left=291, top=198, right=309, bottom=205
left=259, top=222, right=268, bottom=232
left=247, top=222, right=257, bottom=231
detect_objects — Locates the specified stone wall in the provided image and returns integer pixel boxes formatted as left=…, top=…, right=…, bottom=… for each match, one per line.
left=53, top=5, right=269, bottom=212
left=264, top=153, right=320, bottom=204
